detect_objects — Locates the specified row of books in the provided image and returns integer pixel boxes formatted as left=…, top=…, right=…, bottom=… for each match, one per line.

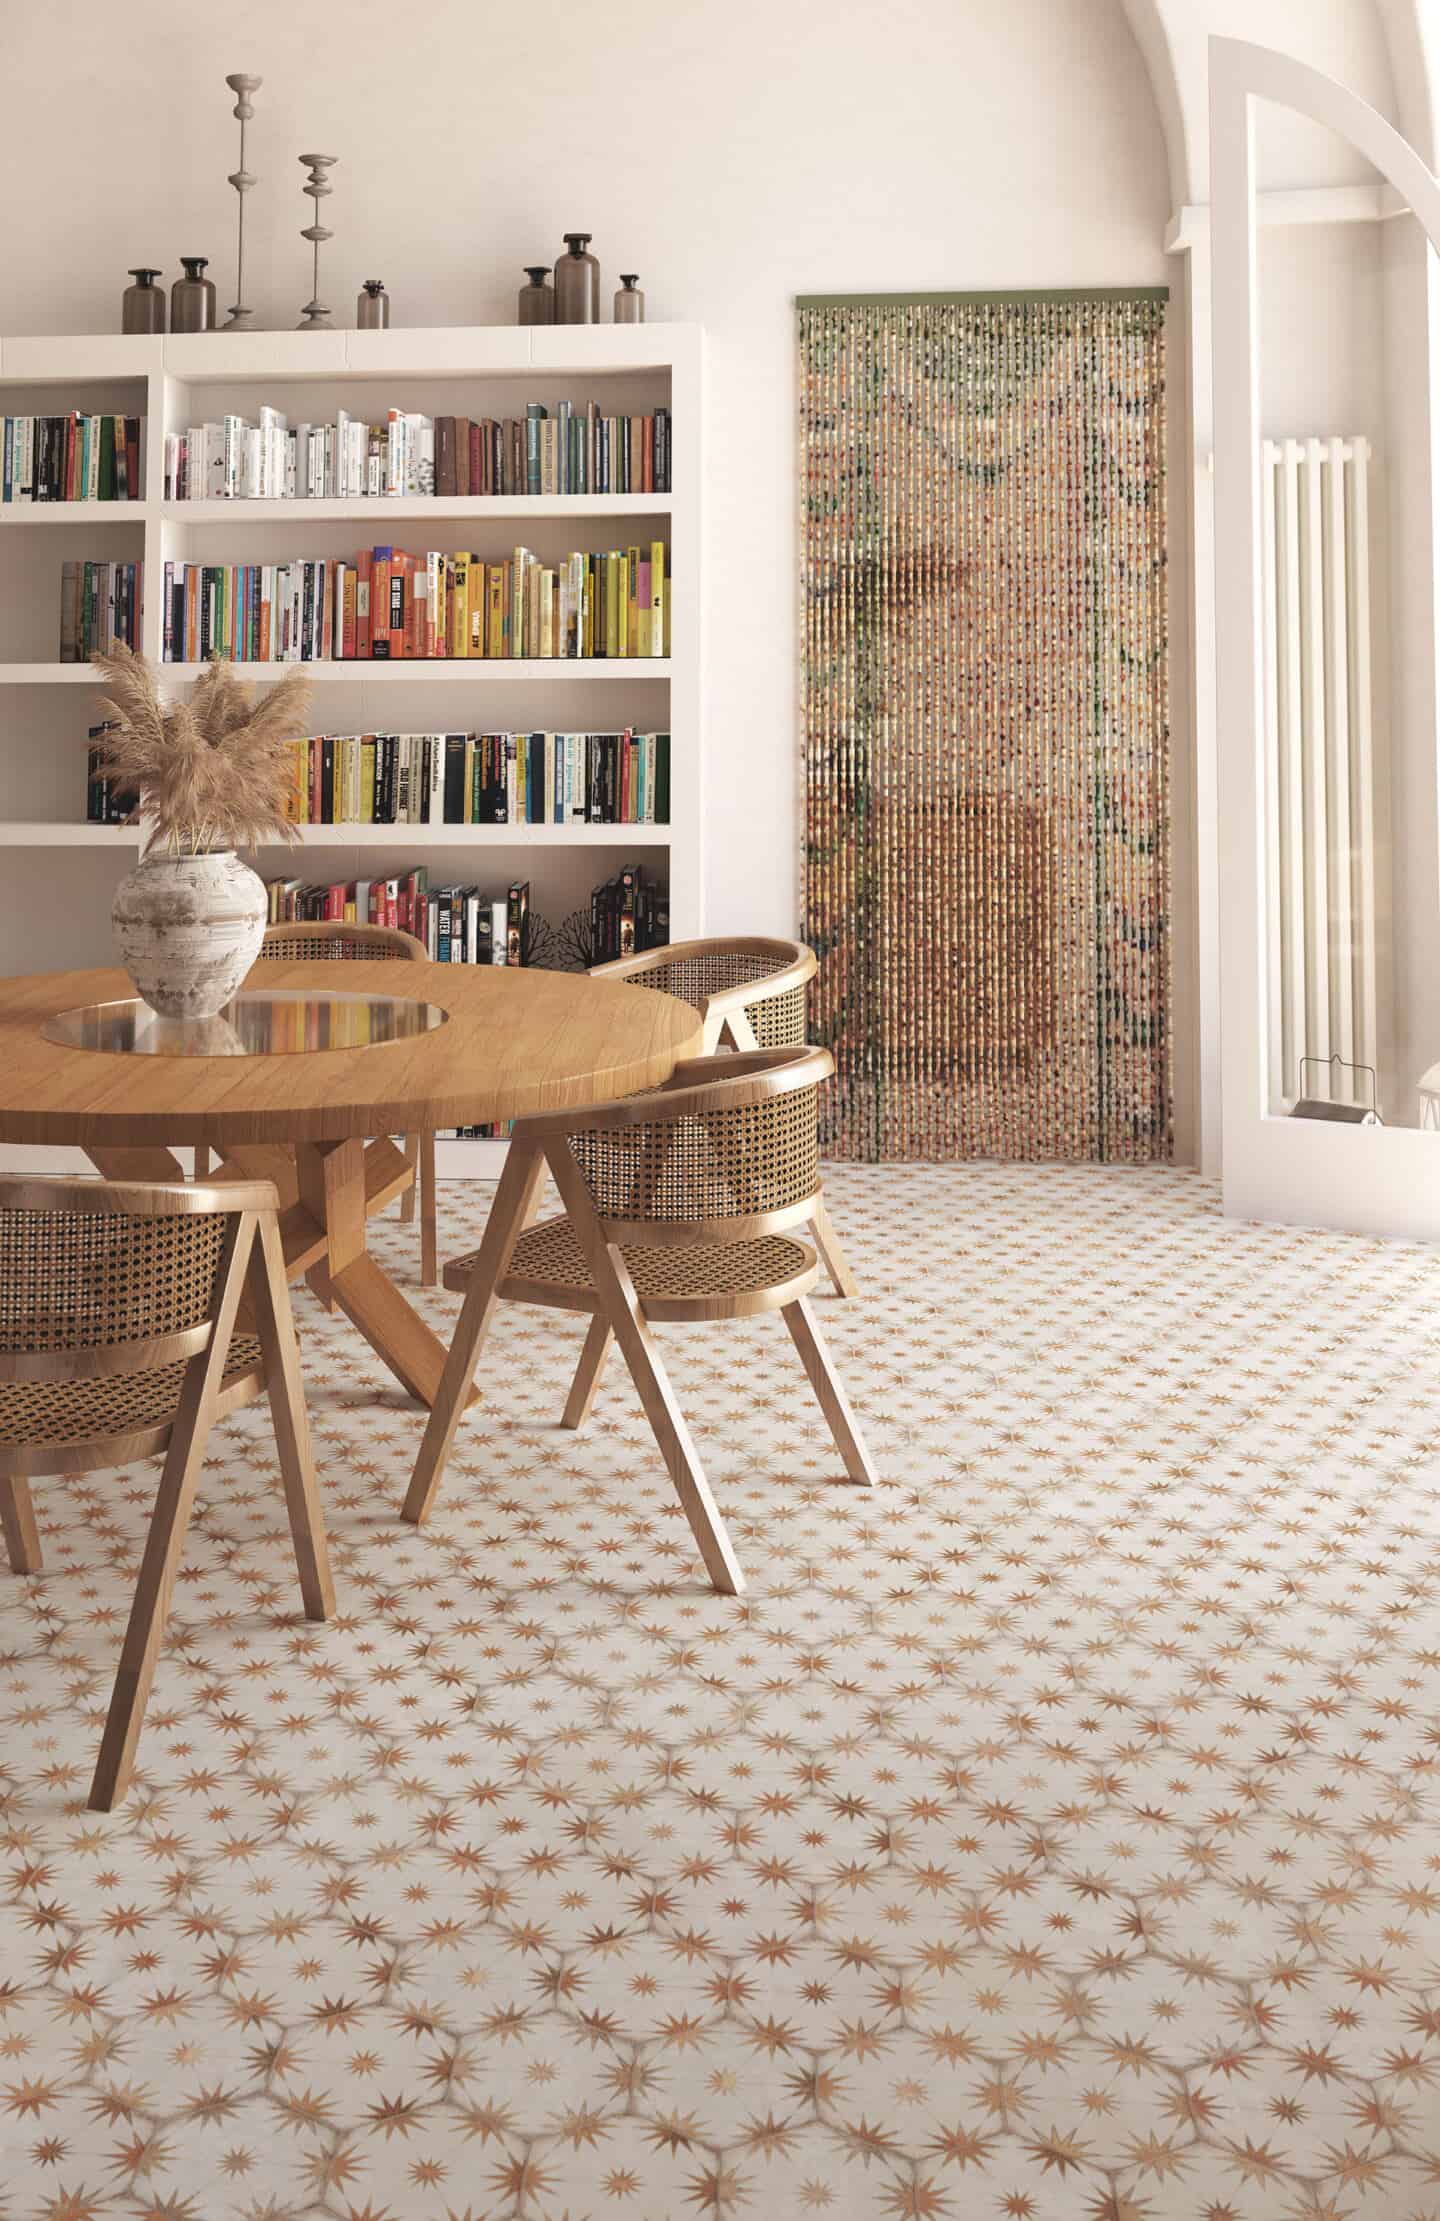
left=85, top=722, right=132, bottom=822
left=59, top=563, right=143, bottom=660
left=266, top=860, right=666, bottom=963
left=265, top=866, right=530, bottom=959
left=4, top=414, right=143, bottom=503
left=281, top=729, right=670, bottom=826
left=159, top=544, right=670, bottom=662
left=591, top=862, right=668, bottom=962
left=162, top=401, right=671, bottom=502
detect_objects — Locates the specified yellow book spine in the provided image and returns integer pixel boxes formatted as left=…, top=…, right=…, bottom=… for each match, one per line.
left=451, top=552, right=469, bottom=658
left=487, top=565, right=502, bottom=657
left=362, top=736, right=375, bottom=822
left=651, top=539, right=666, bottom=658
left=607, top=554, right=621, bottom=658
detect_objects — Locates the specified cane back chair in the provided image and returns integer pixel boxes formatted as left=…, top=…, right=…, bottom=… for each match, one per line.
left=259, top=920, right=439, bottom=1287
left=589, top=937, right=858, bottom=1298
left=403, top=1044, right=877, bottom=1593
left=0, top=1174, right=333, bottom=1810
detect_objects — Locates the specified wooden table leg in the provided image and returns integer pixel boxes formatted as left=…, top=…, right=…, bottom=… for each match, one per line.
left=85, top=1146, right=187, bottom=1182
left=293, top=1137, right=461, bottom=1408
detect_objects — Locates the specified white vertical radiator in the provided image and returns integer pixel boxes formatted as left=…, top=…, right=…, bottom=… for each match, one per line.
left=1260, top=436, right=1378, bottom=1112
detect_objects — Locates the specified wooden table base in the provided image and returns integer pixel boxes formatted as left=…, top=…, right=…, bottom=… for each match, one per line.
left=87, top=1137, right=458, bottom=1410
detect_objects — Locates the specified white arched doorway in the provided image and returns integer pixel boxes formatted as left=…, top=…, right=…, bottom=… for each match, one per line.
left=1212, top=36, right=1440, bottom=1235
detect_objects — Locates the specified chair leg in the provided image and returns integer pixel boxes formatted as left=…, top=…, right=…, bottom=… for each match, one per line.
left=403, top=1141, right=548, bottom=1525
left=418, top=1130, right=438, bottom=1290
left=1, top=1478, right=42, bottom=1575
left=782, top=1295, right=878, bottom=1487
left=547, top=1146, right=744, bottom=1596
left=248, top=1213, right=335, bottom=1622
left=89, top=1212, right=258, bottom=1813
left=562, top=1315, right=612, bottom=1430
left=812, top=1200, right=860, bottom=1299
left=399, top=1132, right=419, bottom=1223
left=193, top=1144, right=211, bottom=1181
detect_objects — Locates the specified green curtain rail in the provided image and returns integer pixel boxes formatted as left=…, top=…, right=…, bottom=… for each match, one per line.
left=795, top=287, right=1169, bottom=308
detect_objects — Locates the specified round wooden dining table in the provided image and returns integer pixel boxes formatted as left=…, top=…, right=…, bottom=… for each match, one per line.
left=0, top=959, right=704, bottom=1407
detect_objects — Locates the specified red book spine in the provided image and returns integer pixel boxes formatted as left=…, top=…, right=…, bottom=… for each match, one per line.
left=342, top=567, right=357, bottom=659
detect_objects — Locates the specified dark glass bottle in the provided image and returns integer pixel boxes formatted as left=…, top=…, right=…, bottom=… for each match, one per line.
left=614, top=274, right=645, bottom=324
left=357, top=280, right=391, bottom=329
left=122, top=268, right=166, bottom=335
left=555, top=234, right=600, bottom=324
left=517, top=266, right=556, bottom=326
left=171, top=258, right=216, bottom=333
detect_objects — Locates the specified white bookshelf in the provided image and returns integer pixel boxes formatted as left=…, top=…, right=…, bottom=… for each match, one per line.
left=0, top=323, right=703, bottom=1179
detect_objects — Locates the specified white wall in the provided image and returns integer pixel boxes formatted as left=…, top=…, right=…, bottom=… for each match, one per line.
left=0, top=0, right=1169, bottom=953
left=3, top=0, right=1434, bottom=1180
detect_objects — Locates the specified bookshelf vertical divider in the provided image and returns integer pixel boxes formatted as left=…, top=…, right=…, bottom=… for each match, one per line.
left=0, top=323, right=703, bottom=1182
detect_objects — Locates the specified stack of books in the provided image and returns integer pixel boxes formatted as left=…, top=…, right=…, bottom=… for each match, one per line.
left=160, top=544, right=670, bottom=662
left=84, top=723, right=133, bottom=822
left=163, top=401, right=670, bottom=500
left=4, top=414, right=143, bottom=502
left=280, top=729, right=670, bottom=827
left=60, top=562, right=143, bottom=659
left=591, top=862, right=667, bottom=961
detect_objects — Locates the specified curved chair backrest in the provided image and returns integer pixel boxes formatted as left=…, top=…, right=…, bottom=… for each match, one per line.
left=261, top=921, right=427, bottom=963
left=520, top=1045, right=830, bottom=1241
left=591, top=936, right=816, bottom=1049
left=0, top=1175, right=278, bottom=1387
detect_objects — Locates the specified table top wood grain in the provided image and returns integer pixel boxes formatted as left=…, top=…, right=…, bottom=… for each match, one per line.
left=0, top=961, right=704, bottom=1148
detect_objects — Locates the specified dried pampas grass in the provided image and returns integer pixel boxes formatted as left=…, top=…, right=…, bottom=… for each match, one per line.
left=91, top=646, right=309, bottom=855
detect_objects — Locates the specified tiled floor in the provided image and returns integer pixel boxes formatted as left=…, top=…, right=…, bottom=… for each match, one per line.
left=3, top=1164, right=1440, bottom=2220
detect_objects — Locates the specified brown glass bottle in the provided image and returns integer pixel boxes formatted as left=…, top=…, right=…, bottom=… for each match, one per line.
left=555, top=234, right=600, bottom=324
left=171, top=258, right=217, bottom=333
left=517, top=266, right=556, bottom=325
left=614, top=274, right=645, bottom=324
left=122, top=269, right=166, bottom=334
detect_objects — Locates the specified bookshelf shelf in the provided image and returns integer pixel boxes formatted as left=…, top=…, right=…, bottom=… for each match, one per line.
left=0, top=663, right=117, bottom=684
left=0, top=324, right=703, bottom=1180
left=0, top=503, right=151, bottom=525
left=161, top=658, right=673, bottom=683
left=0, top=822, right=138, bottom=846
left=164, top=494, right=672, bottom=524
left=274, top=821, right=673, bottom=849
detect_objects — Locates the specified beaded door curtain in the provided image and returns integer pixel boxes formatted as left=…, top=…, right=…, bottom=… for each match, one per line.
left=798, top=292, right=1170, bottom=1161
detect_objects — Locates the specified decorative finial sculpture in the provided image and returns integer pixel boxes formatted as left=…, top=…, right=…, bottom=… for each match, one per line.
left=296, top=153, right=338, bottom=330
left=222, top=74, right=262, bottom=330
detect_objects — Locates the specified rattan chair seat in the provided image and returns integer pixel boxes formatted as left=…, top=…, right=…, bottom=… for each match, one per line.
left=0, top=1337, right=264, bottom=1451
left=446, top=1215, right=820, bottom=1319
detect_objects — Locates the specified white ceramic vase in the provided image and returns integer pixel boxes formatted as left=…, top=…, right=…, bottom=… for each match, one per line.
left=112, top=850, right=267, bottom=1021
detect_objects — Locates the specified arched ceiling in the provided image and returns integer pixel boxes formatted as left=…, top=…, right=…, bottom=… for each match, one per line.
left=1120, top=0, right=1432, bottom=211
